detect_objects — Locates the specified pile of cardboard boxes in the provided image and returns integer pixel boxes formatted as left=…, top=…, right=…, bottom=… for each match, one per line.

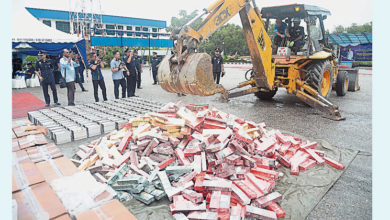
left=12, top=119, right=137, bottom=219
left=72, top=102, right=345, bottom=220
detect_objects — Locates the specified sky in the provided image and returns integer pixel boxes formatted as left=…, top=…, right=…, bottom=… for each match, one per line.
left=23, top=0, right=372, bottom=32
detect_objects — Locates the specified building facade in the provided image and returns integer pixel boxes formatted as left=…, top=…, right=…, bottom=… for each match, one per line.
left=26, top=7, right=173, bottom=48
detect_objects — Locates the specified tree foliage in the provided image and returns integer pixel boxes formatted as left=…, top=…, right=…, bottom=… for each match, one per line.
left=333, top=22, right=372, bottom=33
left=167, top=10, right=250, bottom=56
left=198, top=24, right=249, bottom=56
left=167, top=10, right=202, bottom=32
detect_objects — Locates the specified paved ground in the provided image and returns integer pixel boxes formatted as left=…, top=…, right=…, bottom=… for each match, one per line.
left=13, top=66, right=372, bottom=219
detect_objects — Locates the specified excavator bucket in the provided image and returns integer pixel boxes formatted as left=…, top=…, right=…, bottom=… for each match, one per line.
left=157, top=53, right=228, bottom=96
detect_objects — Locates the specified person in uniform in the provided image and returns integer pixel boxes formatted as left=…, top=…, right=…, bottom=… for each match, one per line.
left=35, top=51, right=60, bottom=107
left=211, top=48, right=225, bottom=84
left=110, top=50, right=127, bottom=99
left=286, top=18, right=305, bottom=53
left=149, top=52, right=161, bottom=85
left=124, top=48, right=138, bottom=97
left=89, top=52, right=107, bottom=102
left=133, top=50, right=143, bottom=89
left=60, top=49, right=79, bottom=106
left=75, top=53, right=87, bottom=92
left=25, top=63, right=35, bottom=79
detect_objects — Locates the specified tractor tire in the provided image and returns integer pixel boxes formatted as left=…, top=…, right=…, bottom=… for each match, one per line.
left=336, top=71, right=349, bottom=96
left=305, top=60, right=334, bottom=98
left=255, top=88, right=278, bottom=100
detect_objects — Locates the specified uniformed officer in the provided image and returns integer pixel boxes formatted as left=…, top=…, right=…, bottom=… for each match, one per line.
left=75, top=53, right=87, bottom=92
left=25, top=63, right=35, bottom=79
left=211, top=48, right=225, bottom=84
left=35, top=51, right=60, bottom=107
left=286, top=18, right=305, bottom=53
left=89, top=52, right=107, bottom=102
left=149, top=52, right=161, bottom=85
left=133, top=50, right=143, bottom=89
left=124, top=48, right=138, bottom=97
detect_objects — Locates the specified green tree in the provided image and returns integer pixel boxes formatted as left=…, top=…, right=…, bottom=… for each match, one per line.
left=198, top=24, right=249, bottom=56
left=333, top=22, right=372, bottom=33
left=167, top=10, right=202, bottom=32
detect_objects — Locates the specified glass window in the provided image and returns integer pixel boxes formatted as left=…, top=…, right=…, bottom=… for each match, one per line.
left=136, top=32, right=142, bottom=37
left=42, top=20, right=51, bottom=27
left=143, top=33, right=149, bottom=37
left=126, top=26, right=132, bottom=31
left=143, top=27, right=149, bottom=32
left=135, top=26, right=141, bottom=31
left=126, top=32, right=133, bottom=37
left=55, top=21, right=70, bottom=33
left=152, top=28, right=157, bottom=32
left=117, top=25, right=123, bottom=30
left=106, top=24, right=115, bottom=29
left=152, top=34, right=158, bottom=38
left=106, top=30, right=115, bottom=36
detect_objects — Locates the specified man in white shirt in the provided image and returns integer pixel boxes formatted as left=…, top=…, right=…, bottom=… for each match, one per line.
left=60, top=49, right=79, bottom=106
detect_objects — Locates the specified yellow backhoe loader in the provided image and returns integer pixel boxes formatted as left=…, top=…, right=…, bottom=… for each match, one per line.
left=158, top=1, right=349, bottom=120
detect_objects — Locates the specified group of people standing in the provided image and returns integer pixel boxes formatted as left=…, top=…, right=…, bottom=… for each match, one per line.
left=32, top=48, right=162, bottom=107
left=103, top=49, right=161, bottom=101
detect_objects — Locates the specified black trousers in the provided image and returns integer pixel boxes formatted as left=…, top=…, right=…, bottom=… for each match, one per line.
left=92, top=79, right=107, bottom=102
left=152, top=70, right=158, bottom=83
left=75, top=69, right=85, bottom=91
left=41, top=79, right=58, bottom=105
left=113, top=78, right=126, bottom=99
left=213, top=72, right=221, bottom=84
left=66, top=81, right=75, bottom=105
left=291, top=40, right=305, bottom=53
left=126, top=74, right=137, bottom=97
left=136, top=71, right=142, bottom=88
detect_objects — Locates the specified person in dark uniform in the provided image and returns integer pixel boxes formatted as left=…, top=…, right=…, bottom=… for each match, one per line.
left=124, top=48, right=139, bottom=97
left=35, top=51, right=60, bottom=107
left=25, top=63, right=35, bottom=79
left=286, top=18, right=305, bottom=53
left=12, top=54, right=22, bottom=78
left=74, top=53, right=87, bottom=92
left=211, top=48, right=225, bottom=84
left=77, top=54, right=85, bottom=83
left=149, top=52, right=161, bottom=85
left=133, top=50, right=143, bottom=89
left=88, top=52, right=107, bottom=102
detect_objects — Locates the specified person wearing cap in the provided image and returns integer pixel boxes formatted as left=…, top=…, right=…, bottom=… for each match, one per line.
left=110, top=50, right=127, bottom=99
left=133, top=50, right=143, bottom=89
left=89, top=52, right=107, bottom=102
left=35, top=51, right=60, bottom=107
left=149, top=52, right=161, bottom=85
left=124, top=48, right=138, bottom=97
left=60, top=49, right=79, bottom=106
left=211, top=48, right=225, bottom=84
left=286, top=18, right=305, bottom=53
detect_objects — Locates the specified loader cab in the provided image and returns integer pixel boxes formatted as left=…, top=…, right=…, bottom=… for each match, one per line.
left=261, top=4, right=331, bottom=56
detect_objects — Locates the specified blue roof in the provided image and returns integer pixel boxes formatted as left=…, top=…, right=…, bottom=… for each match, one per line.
left=26, top=7, right=167, bottom=28
left=327, top=32, right=372, bottom=46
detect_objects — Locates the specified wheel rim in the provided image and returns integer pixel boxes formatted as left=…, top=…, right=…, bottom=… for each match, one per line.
left=344, top=77, right=348, bottom=91
left=321, top=70, right=331, bottom=96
